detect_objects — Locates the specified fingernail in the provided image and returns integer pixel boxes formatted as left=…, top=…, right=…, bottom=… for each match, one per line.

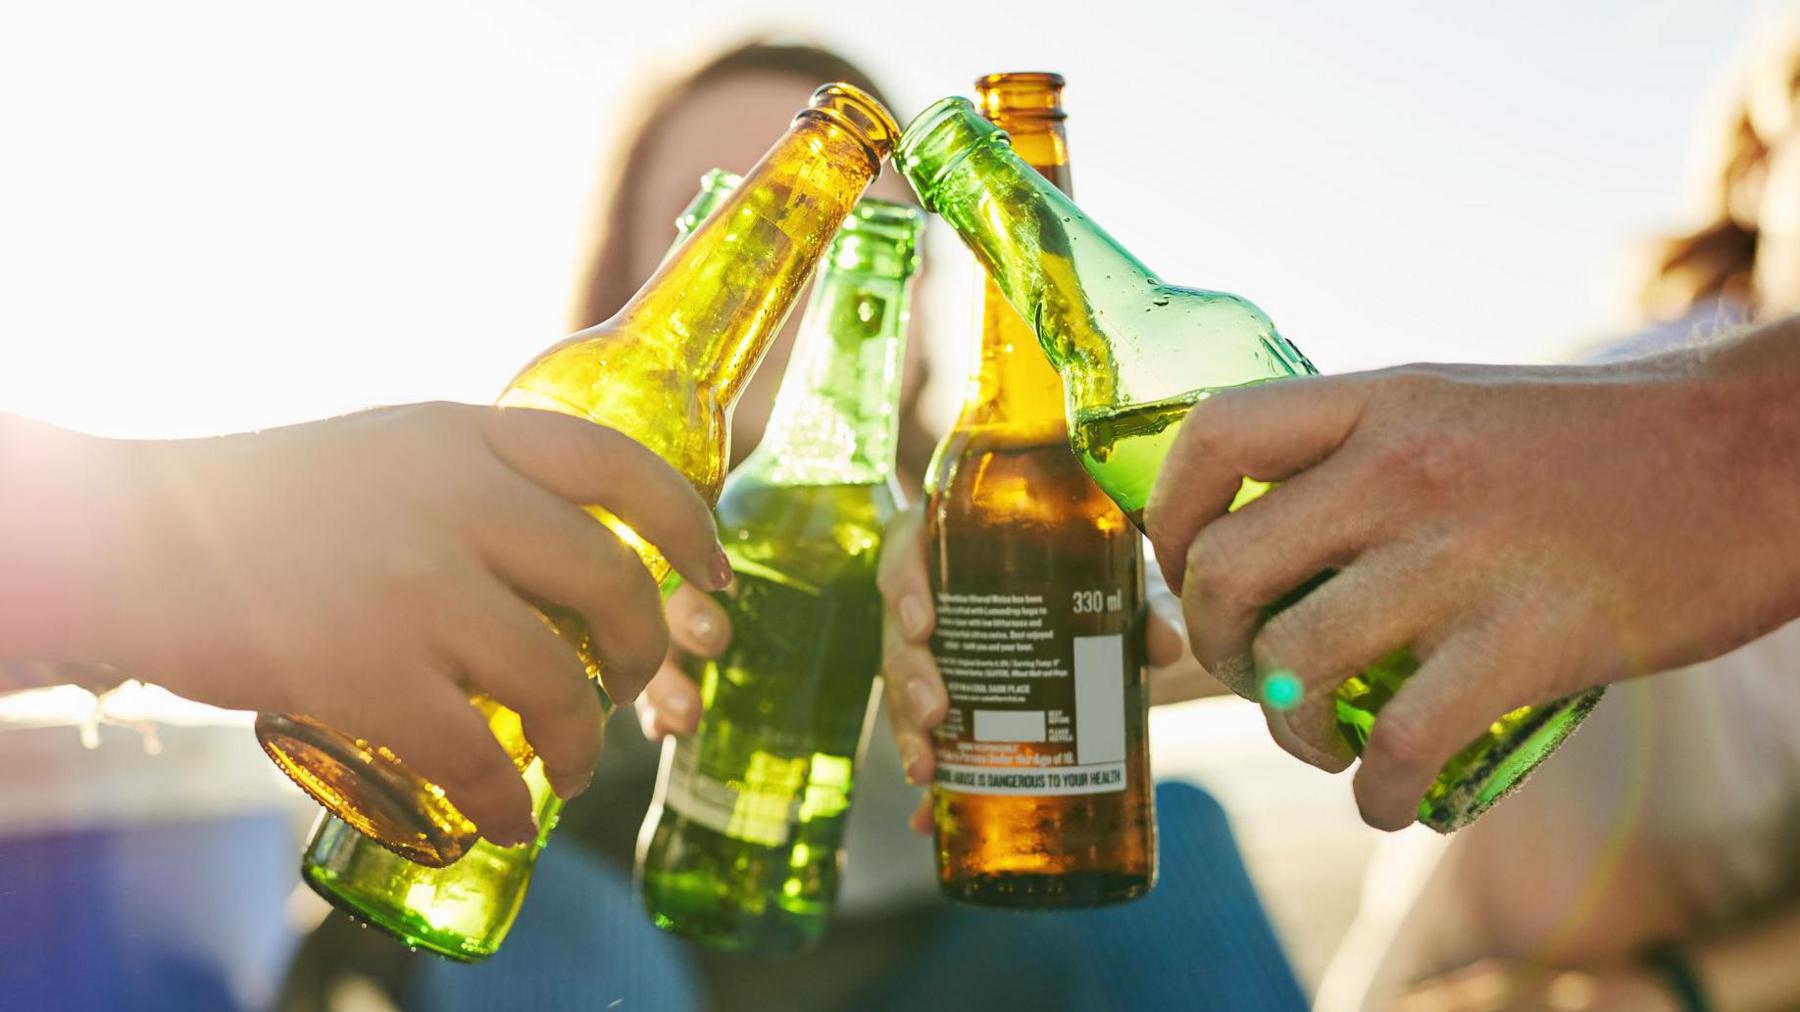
left=661, top=692, right=693, bottom=726
left=552, top=766, right=594, bottom=802
left=900, top=739, right=927, bottom=784
left=899, top=596, right=929, bottom=639
left=688, top=609, right=718, bottom=646
left=709, top=546, right=734, bottom=591
left=906, top=679, right=938, bottom=723
left=1266, top=705, right=1351, bottom=772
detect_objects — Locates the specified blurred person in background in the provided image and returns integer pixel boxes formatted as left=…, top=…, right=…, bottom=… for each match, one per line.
left=1312, top=25, right=1800, bottom=1012
left=284, top=38, right=1300, bottom=1012
left=282, top=41, right=953, bottom=1012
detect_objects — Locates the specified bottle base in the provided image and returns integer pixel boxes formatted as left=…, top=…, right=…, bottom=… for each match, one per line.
left=1416, top=686, right=1606, bottom=833
left=640, top=871, right=825, bottom=956
left=303, top=860, right=497, bottom=963
left=937, top=869, right=1154, bottom=910
left=257, top=711, right=474, bottom=867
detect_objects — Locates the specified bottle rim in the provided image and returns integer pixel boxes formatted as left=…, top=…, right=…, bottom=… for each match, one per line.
left=800, top=82, right=901, bottom=169
left=896, top=97, right=1009, bottom=213
left=975, top=71, right=1067, bottom=122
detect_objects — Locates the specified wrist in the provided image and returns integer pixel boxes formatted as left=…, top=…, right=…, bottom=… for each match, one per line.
left=1682, top=324, right=1800, bottom=625
left=0, top=418, right=160, bottom=666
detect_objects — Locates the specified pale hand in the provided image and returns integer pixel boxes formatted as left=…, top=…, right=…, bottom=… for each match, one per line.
left=0, top=404, right=729, bottom=846
left=1144, top=322, right=1800, bottom=830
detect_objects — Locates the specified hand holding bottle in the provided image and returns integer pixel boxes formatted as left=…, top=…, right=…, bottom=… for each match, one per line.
left=1144, top=319, right=1800, bottom=830
left=635, top=584, right=730, bottom=741
left=873, top=504, right=1206, bottom=833
left=0, top=404, right=728, bottom=846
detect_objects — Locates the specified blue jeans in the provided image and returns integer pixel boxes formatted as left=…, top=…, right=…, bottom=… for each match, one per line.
left=414, top=781, right=1304, bottom=1012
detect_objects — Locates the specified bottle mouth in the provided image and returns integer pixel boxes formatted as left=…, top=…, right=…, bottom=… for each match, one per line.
left=896, top=96, right=1008, bottom=213
left=800, top=82, right=900, bottom=168
left=975, top=71, right=1067, bottom=121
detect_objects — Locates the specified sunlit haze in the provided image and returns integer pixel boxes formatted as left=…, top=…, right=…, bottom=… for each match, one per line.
left=0, top=0, right=1787, bottom=440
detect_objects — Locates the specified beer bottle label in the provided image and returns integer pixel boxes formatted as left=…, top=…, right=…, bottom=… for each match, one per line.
left=661, top=736, right=803, bottom=848
left=930, top=586, right=1134, bottom=796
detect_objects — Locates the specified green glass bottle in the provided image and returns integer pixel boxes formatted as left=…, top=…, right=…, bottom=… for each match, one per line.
left=896, top=97, right=1602, bottom=832
left=636, top=195, right=921, bottom=953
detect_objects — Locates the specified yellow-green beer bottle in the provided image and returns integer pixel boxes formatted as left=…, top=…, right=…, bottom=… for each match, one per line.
left=896, top=92, right=1600, bottom=832
left=637, top=190, right=921, bottom=953
left=261, top=84, right=899, bottom=868
left=290, top=167, right=740, bottom=961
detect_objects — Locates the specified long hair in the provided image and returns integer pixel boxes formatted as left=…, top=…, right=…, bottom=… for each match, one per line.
left=1638, top=25, right=1800, bottom=321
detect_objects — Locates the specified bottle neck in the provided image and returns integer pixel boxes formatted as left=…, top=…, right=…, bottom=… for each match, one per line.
left=612, top=114, right=881, bottom=409
left=906, top=102, right=1166, bottom=418
left=750, top=262, right=913, bottom=486
left=966, top=111, right=1075, bottom=435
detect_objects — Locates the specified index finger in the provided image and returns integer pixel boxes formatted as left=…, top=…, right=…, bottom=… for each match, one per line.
left=481, top=407, right=727, bottom=591
left=1144, top=374, right=1373, bottom=594
left=877, top=505, right=934, bottom=642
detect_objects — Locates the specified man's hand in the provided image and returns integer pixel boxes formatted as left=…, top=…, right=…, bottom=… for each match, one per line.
left=0, top=404, right=730, bottom=846
left=876, top=504, right=1205, bottom=834
left=1145, top=323, right=1800, bottom=830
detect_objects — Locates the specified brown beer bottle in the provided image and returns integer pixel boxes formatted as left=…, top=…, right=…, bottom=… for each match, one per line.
left=922, top=72, right=1155, bottom=907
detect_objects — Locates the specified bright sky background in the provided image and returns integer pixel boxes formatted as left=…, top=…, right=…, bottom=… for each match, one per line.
left=2, top=0, right=1793, bottom=439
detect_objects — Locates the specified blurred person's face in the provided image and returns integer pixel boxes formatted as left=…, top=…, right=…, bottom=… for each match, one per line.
left=1755, top=126, right=1800, bottom=313
left=625, top=73, right=919, bottom=466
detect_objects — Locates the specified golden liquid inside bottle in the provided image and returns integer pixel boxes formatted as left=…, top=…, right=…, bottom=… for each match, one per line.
left=924, top=73, right=1156, bottom=907
left=928, top=431, right=1156, bottom=905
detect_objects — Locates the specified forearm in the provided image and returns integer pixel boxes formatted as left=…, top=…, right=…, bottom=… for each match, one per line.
left=0, top=413, right=137, bottom=670
left=1690, top=314, right=1800, bottom=634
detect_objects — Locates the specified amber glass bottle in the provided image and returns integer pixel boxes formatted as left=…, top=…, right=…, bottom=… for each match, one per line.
left=922, top=73, right=1154, bottom=908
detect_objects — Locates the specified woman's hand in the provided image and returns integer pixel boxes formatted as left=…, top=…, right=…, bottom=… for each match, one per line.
left=1145, top=321, right=1800, bottom=830
left=0, top=404, right=730, bottom=846
left=633, top=583, right=732, bottom=742
left=875, top=504, right=1205, bottom=834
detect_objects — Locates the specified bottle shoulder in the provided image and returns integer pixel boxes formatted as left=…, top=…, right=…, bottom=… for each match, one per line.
left=925, top=429, right=1132, bottom=537
left=716, top=475, right=897, bottom=548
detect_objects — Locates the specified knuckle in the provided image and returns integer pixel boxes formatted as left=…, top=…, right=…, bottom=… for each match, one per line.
left=876, top=552, right=920, bottom=601
left=1368, top=426, right=1468, bottom=505
left=1186, top=528, right=1253, bottom=617
left=882, top=646, right=925, bottom=686
left=1363, top=706, right=1435, bottom=772
left=1250, top=612, right=1307, bottom=675
left=376, top=545, right=453, bottom=593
